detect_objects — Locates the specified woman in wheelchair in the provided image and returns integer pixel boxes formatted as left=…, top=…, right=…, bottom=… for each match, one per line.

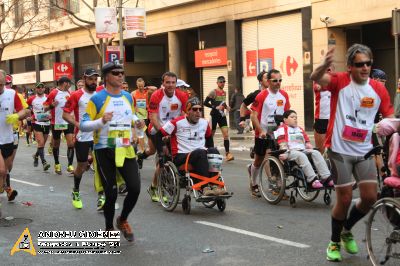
left=274, top=110, right=334, bottom=189
left=160, top=97, right=228, bottom=196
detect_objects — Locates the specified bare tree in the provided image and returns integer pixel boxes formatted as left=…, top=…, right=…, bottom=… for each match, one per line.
left=48, top=0, right=130, bottom=66
left=0, top=1, right=49, bottom=61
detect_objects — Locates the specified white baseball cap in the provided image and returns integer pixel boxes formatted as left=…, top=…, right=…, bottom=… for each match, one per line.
left=176, top=79, right=190, bottom=88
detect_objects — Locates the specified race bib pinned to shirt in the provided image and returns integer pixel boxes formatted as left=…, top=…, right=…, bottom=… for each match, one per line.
left=341, top=125, right=368, bottom=143
left=107, top=122, right=131, bottom=148
left=360, top=97, right=374, bottom=108
left=54, top=124, right=68, bottom=130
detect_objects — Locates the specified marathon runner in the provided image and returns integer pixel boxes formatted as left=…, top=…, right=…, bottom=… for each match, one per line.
left=250, top=69, right=291, bottom=197
left=144, top=72, right=188, bottom=202
left=27, top=82, right=51, bottom=171
left=0, top=70, right=30, bottom=204
left=43, top=77, right=75, bottom=175
left=81, top=62, right=142, bottom=241
left=63, top=68, right=99, bottom=209
left=311, top=44, right=394, bottom=262
left=204, top=76, right=234, bottom=161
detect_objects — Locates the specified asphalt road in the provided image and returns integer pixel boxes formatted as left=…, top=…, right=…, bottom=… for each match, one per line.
left=0, top=141, right=371, bottom=266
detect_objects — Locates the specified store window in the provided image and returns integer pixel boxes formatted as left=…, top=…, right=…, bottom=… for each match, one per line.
left=39, top=53, right=54, bottom=70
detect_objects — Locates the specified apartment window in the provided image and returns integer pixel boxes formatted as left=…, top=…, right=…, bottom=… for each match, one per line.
left=14, top=1, right=23, bottom=27
left=39, top=53, right=54, bottom=70
left=11, top=56, right=35, bottom=74
left=49, top=0, right=79, bottom=19
left=59, top=50, right=71, bottom=62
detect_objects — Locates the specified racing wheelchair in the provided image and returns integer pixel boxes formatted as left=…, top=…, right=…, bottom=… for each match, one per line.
left=156, top=143, right=233, bottom=214
left=256, top=116, right=333, bottom=207
left=364, top=142, right=400, bottom=266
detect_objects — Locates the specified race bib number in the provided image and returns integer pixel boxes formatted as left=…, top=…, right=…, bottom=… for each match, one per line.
left=136, top=99, right=146, bottom=109
left=289, top=134, right=304, bottom=144
left=36, top=112, right=50, bottom=122
left=341, top=125, right=368, bottom=143
left=108, top=122, right=131, bottom=148
left=54, top=124, right=68, bottom=130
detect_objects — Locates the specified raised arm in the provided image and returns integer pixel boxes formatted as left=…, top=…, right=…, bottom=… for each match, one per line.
left=310, top=46, right=335, bottom=88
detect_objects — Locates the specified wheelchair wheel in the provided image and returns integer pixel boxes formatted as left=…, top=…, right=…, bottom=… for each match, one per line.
left=182, top=195, right=191, bottom=215
left=217, top=199, right=226, bottom=212
left=202, top=201, right=217, bottom=208
left=292, top=166, right=320, bottom=202
left=366, top=197, right=400, bottom=266
left=259, top=156, right=286, bottom=204
left=158, top=162, right=180, bottom=212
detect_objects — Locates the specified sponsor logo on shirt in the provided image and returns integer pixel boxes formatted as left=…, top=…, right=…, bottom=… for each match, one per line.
left=360, top=97, right=374, bottom=108
left=276, top=99, right=284, bottom=106
left=170, top=103, right=178, bottom=111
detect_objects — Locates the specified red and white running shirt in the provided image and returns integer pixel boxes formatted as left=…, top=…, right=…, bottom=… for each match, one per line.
left=0, top=88, right=24, bottom=144
left=251, top=88, right=290, bottom=137
left=43, top=88, right=70, bottom=125
left=63, top=89, right=95, bottom=142
left=27, top=95, right=50, bottom=126
left=160, top=116, right=212, bottom=156
left=314, top=82, right=331, bottom=119
left=325, top=72, right=394, bottom=156
left=148, top=88, right=188, bottom=129
left=274, top=124, right=310, bottom=150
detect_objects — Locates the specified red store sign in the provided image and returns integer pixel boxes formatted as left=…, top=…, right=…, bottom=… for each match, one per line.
left=195, top=47, right=227, bottom=68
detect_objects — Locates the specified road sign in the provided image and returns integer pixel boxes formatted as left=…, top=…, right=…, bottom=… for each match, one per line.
left=246, top=48, right=274, bottom=77
left=106, top=46, right=123, bottom=63
left=53, top=62, right=73, bottom=80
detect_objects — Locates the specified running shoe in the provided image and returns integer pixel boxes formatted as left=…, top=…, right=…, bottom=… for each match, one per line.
left=225, top=152, right=234, bottom=162
left=5, top=187, right=18, bottom=201
left=54, top=164, right=62, bottom=175
left=203, top=186, right=216, bottom=196
left=147, top=185, right=159, bottom=202
left=308, top=179, right=323, bottom=189
left=118, top=184, right=127, bottom=195
left=71, top=191, right=83, bottom=209
left=67, top=165, right=74, bottom=173
left=97, top=194, right=105, bottom=211
left=43, top=162, right=51, bottom=171
left=116, top=216, right=134, bottom=242
left=326, top=241, right=342, bottom=262
left=251, top=185, right=261, bottom=198
left=33, top=154, right=39, bottom=167
left=341, top=231, right=358, bottom=254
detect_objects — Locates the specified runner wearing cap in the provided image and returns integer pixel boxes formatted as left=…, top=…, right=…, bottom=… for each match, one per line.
left=176, top=79, right=190, bottom=97
left=80, top=62, right=143, bottom=240
left=43, top=76, right=75, bottom=175
left=204, top=76, right=234, bottom=161
left=62, top=68, right=99, bottom=209
left=28, top=82, right=51, bottom=171
left=0, top=70, right=30, bottom=203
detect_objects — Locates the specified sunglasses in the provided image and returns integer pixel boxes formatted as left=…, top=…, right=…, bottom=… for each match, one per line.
left=218, top=81, right=226, bottom=83
left=111, top=70, right=124, bottom=76
left=270, top=79, right=282, bottom=83
left=191, top=107, right=203, bottom=112
left=352, top=61, right=372, bottom=68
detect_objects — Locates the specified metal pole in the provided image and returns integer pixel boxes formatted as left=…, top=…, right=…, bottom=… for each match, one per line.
left=119, top=0, right=124, bottom=65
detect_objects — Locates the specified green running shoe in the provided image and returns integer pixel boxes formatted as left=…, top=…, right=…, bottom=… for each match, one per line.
left=147, top=185, right=159, bottom=202
left=326, top=241, right=342, bottom=262
left=341, top=231, right=358, bottom=254
left=43, top=162, right=51, bottom=171
left=97, top=194, right=105, bottom=211
left=72, top=191, right=83, bottom=209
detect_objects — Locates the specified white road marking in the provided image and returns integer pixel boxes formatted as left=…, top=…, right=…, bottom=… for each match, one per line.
left=10, top=178, right=43, bottom=187
left=194, top=221, right=310, bottom=248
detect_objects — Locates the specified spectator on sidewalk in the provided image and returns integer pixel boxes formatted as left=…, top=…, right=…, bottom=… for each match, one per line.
left=230, top=88, right=245, bottom=134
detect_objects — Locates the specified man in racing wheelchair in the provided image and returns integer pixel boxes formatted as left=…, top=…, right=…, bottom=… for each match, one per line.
left=274, top=110, right=334, bottom=189
left=159, top=97, right=228, bottom=196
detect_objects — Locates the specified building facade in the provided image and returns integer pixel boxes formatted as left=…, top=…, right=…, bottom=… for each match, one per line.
left=1, top=0, right=399, bottom=129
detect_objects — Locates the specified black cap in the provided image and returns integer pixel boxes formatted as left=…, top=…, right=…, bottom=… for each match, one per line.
left=217, top=76, right=226, bottom=82
left=84, top=68, right=99, bottom=77
left=58, top=76, right=71, bottom=85
left=186, top=97, right=201, bottom=111
left=101, top=62, right=123, bottom=76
